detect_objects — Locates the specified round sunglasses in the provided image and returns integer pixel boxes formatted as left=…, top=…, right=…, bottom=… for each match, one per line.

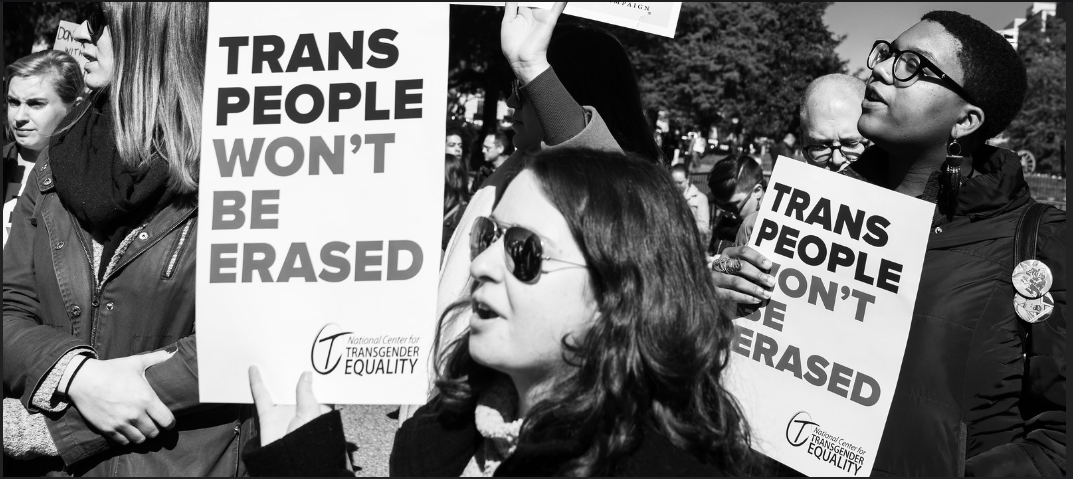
left=469, top=216, right=586, bottom=283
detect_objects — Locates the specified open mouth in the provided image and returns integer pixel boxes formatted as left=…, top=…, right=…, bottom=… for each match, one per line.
left=864, top=87, right=885, bottom=104
left=472, top=299, right=501, bottom=320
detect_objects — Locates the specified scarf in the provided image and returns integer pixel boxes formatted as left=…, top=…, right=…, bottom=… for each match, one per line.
left=461, top=377, right=523, bottom=477
left=49, top=94, right=171, bottom=280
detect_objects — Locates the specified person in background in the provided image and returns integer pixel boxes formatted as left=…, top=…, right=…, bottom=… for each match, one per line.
left=705, top=154, right=765, bottom=260
left=445, top=128, right=464, bottom=159
left=443, top=153, right=470, bottom=253
left=768, top=131, right=797, bottom=170
left=715, top=11, right=1065, bottom=476
left=670, top=163, right=709, bottom=247
left=471, top=131, right=512, bottom=195
left=799, top=74, right=868, bottom=177
left=243, top=149, right=766, bottom=477
left=4, top=3, right=252, bottom=475
left=3, top=50, right=84, bottom=249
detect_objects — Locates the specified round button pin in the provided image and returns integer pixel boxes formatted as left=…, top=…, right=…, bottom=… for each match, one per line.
left=1012, top=260, right=1052, bottom=299
left=1014, top=292, right=1054, bottom=324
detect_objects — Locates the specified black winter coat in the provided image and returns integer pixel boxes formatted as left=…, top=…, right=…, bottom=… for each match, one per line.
left=244, top=405, right=726, bottom=477
left=853, top=146, right=1066, bottom=476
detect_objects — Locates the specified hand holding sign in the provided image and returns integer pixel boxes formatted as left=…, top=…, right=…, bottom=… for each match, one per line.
left=712, top=245, right=776, bottom=305
left=501, top=2, right=567, bottom=83
left=249, top=367, right=332, bottom=447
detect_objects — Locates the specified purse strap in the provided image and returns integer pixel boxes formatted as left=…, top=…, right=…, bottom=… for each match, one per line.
left=1012, top=202, right=1051, bottom=353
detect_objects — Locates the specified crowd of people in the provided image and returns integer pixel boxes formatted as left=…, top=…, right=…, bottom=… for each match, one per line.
left=3, top=1, right=1065, bottom=477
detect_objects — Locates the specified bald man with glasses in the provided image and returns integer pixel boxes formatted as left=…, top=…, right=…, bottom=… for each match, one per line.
left=799, top=74, right=870, bottom=178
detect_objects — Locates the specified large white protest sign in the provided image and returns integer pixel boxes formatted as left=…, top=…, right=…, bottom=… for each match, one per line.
left=455, top=2, right=682, bottom=38
left=722, top=158, right=933, bottom=476
left=196, top=3, right=448, bottom=404
left=53, top=20, right=89, bottom=69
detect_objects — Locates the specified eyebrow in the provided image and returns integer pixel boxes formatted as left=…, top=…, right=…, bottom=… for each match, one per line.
left=488, top=214, right=560, bottom=250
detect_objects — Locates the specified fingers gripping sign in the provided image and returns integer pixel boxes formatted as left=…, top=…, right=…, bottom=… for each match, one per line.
left=711, top=246, right=776, bottom=304
left=249, top=367, right=332, bottom=447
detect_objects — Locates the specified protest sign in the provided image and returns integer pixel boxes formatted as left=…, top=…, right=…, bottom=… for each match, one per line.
left=196, top=2, right=448, bottom=404
left=722, top=158, right=933, bottom=476
left=53, top=20, right=89, bottom=69
left=454, top=2, right=682, bottom=38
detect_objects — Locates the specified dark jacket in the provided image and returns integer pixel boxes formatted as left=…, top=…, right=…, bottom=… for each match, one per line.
left=858, top=146, right=1066, bottom=476
left=243, top=405, right=725, bottom=477
left=3, top=153, right=253, bottom=476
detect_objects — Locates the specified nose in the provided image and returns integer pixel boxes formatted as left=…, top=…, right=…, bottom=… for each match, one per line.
left=505, top=88, right=520, bottom=110
left=869, top=55, right=895, bottom=85
left=469, top=232, right=506, bottom=285
left=72, top=20, right=93, bottom=44
left=829, top=148, right=846, bottom=170
left=13, top=104, right=30, bottom=124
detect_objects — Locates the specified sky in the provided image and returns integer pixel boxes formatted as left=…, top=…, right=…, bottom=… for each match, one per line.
left=824, top=2, right=1035, bottom=75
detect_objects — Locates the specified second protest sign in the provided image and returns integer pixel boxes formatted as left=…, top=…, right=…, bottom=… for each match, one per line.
left=723, top=158, right=933, bottom=476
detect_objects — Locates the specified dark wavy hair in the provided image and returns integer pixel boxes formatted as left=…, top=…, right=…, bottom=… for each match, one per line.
left=707, top=154, right=765, bottom=203
left=444, top=153, right=469, bottom=214
left=921, top=11, right=1027, bottom=144
left=548, top=24, right=664, bottom=165
left=432, top=148, right=761, bottom=476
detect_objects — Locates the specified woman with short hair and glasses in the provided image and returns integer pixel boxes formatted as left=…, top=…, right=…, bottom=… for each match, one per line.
left=243, top=148, right=766, bottom=476
left=710, top=11, right=1066, bottom=476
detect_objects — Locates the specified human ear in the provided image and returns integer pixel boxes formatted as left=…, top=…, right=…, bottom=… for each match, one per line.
left=950, top=104, right=985, bottom=140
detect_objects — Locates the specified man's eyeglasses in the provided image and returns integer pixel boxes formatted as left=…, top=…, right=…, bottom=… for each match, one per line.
left=714, top=194, right=750, bottom=220
left=867, top=40, right=976, bottom=105
left=803, top=139, right=866, bottom=166
left=470, top=216, right=587, bottom=284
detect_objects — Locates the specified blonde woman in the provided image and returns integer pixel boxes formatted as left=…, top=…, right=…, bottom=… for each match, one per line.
left=4, top=3, right=252, bottom=475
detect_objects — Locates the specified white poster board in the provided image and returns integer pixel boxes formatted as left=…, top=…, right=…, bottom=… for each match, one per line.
left=454, top=2, right=682, bottom=38
left=53, top=20, right=89, bottom=69
left=722, top=158, right=933, bottom=476
left=196, top=2, right=448, bottom=404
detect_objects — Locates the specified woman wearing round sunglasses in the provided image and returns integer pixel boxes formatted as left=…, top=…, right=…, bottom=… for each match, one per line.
left=438, top=2, right=662, bottom=357
left=712, top=11, right=1066, bottom=476
left=243, top=149, right=765, bottom=476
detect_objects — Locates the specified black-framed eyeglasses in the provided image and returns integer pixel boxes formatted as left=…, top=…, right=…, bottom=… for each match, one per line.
left=470, top=216, right=587, bottom=284
left=867, top=40, right=976, bottom=105
left=85, top=4, right=108, bottom=43
left=714, top=194, right=751, bottom=221
left=803, top=139, right=867, bottom=166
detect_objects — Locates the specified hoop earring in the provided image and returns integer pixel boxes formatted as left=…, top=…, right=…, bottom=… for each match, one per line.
left=940, top=137, right=964, bottom=217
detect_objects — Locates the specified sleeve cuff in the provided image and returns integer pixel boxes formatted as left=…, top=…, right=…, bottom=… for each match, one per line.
left=243, top=410, right=350, bottom=477
left=29, top=348, right=95, bottom=413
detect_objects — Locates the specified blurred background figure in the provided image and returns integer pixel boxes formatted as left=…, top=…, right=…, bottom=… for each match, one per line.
left=706, top=154, right=765, bottom=256
left=4, top=50, right=84, bottom=248
left=471, top=130, right=512, bottom=195
left=445, top=128, right=464, bottom=159
left=768, top=131, right=798, bottom=170
left=671, top=163, right=710, bottom=247
left=442, top=153, right=470, bottom=253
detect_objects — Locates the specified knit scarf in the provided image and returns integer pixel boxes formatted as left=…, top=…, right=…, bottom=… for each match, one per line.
left=49, top=94, right=171, bottom=280
left=461, top=377, right=524, bottom=477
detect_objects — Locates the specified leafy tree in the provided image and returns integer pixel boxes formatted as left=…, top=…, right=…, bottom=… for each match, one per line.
left=4, top=2, right=98, bottom=67
left=600, top=2, right=845, bottom=141
left=1006, top=14, right=1065, bottom=176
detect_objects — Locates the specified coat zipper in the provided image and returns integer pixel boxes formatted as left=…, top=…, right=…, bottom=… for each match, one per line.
left=68, top=209, right=196, bottom=347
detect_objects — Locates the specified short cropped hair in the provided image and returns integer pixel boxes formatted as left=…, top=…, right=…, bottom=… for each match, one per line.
left=706, top=154, right=764, bottom=202
left=921, top=10, right=1027, bottom=141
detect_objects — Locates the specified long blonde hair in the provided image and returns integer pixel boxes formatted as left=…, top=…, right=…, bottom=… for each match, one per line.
left=106, top=2, right=207, bottom=195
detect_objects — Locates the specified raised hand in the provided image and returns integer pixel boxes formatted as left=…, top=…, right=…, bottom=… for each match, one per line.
left=248, top=366, right=331, bottom=447
left=501, top=2, right=568, bottom=83
left=66, top=350, right=176, bottom=445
